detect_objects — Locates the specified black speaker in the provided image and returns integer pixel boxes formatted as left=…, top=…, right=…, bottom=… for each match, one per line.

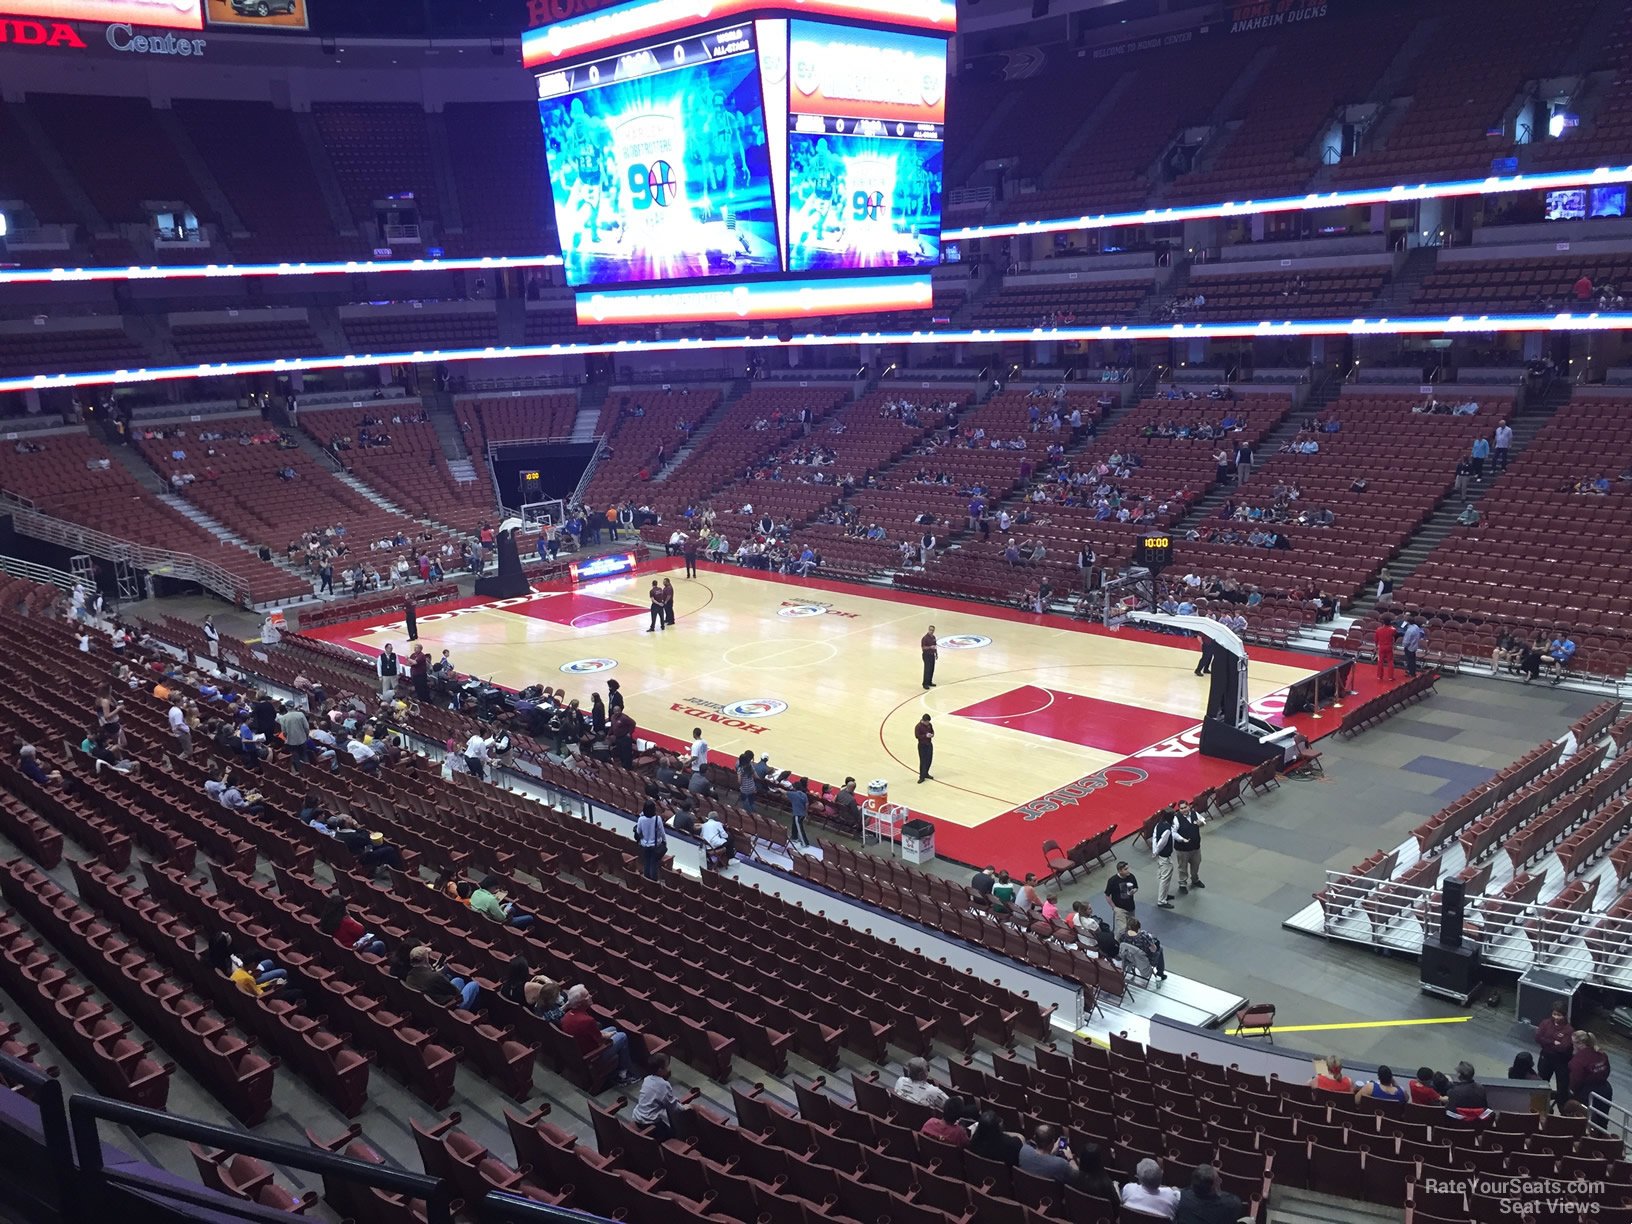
left=1420, top=942, right=1481, bottom=998
left=776, top=320, right=794, bottom=343
left=1440, top=878, right=1466, bottom=948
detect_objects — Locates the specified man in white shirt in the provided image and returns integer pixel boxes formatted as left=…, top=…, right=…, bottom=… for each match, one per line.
left=688, top=727, right=709, bottom=770
left=464, top=732, right=491, bottom=781
left=345, top=738, right=378, bottom=773
left=1121, top=1158, right=1180, bottom=1218
left=699, top=812, right=732, bottom=868
left=167, top=696, right=191, bottom=756
left=630, top=1053, right=688, bottom=1140
left=893, top=1058, right=948, bottom=1108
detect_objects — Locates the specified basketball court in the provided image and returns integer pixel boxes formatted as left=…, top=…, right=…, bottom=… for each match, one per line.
left=303, top=559, right=1395, bottom=875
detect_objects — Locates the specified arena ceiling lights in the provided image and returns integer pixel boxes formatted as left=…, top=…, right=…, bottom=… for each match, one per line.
left=942, top=164, right=1632, bottom=241
left=7, top=310, right=1632, bottom=394
left=0, top=253, right=563, bottom=285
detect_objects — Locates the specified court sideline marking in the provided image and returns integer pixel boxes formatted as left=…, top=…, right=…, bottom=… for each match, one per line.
left=1261, top=1016, right=1472, bottom=1035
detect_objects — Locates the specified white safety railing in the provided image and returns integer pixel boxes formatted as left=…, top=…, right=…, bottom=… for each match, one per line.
left=1314, top=869, right=1632, bottom=993
left=3, top=500, right=245, bottom=605
left=0, top=554, right=78, bottom=592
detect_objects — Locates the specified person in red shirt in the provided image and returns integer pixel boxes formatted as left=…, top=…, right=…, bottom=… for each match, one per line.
left=558, top=985, right=637, bottom=1083
left=921, top=624, right=939, bottom=689
left=915, top=713, right=935, bottom=783
left=921, top=1095, right=973, bottom=1148
left=1574, top=274, right=1595, bottom=301
left=1310, top=1056, right=1355, bottom=1094
left=1408, top=1067, right=1444, bottom=1106
left=1567, top=1032, right=1612, bottom=1115
left=1374, top=615, right=1398, bottom=680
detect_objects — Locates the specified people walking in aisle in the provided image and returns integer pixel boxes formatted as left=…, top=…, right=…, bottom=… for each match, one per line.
left=916, top=714, right=935, bottom=783
left=921, top=624, right=938, bottom=689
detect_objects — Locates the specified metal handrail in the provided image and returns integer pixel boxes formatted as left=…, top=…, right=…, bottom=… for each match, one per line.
left=0, top=554, right=78, bottom=591
left=68, top=1095, right=455, bottom=1224
left=0, top=1050, right=74, bottom=1220
left=5, top=503, right=245, bottom=604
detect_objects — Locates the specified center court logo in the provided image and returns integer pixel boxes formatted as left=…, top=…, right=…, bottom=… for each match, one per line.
left=938, top=634, right=991, bottom=650
left=777, top=600, right=859, bottom=619
left=722, top=698, right=788, bottom=718
left=560, top=657, right=617, bottom=674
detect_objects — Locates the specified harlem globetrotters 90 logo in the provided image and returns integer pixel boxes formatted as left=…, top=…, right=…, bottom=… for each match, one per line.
left=560, top=657, right=617, bottom=674
left=722, top=699, right=788, bottom=719
left=938, top=634, right=992, bottom=650
left=777, top=600, right=859, bottom=619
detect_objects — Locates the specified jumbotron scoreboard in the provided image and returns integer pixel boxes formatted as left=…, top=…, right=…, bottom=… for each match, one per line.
left=523, top=0, right=956, bottom=325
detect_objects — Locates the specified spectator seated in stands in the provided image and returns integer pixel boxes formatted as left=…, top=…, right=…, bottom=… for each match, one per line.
left=89, top=733, right=139, bottom=776
left=1175, top=1163, right=1244, bottom=1224
left=968, top=1109, right=1025, bottom=1166
left=1492, top=630, right=1523, bottom=676
left=1122, top=1157, right=1181, bottom=1219
left=18, top=743, right=64, bottom=787
left=469, top=875, right=535, bottom=929
left=1311, top=1056, right=1355, bottom=1094
left=1409, top=1068, right=1444, bottom=1106
left=1018, top=1124, right=1080, bottom=1185
left=921, top=1095, right=974, bottom=1147
left=1457, top=503, right=1482, bottom=526
left=1519, top=637, right=1549, bottom=684
left=206, top=931, right=290, bottom=998
left=1544, top=632, right=1577, bottom=684
left=1118, top=918, right=1167, bottom=982
left=1445, top=1062, right=1490, bottom=1117
left=894, top=1057, right=948, bottom=1108
left=1353, top=1064, right=1408, bottom=1104
left=318, top=891, right=387, bottom=957
left=559, top=984, right=638, bottom=1083
left=699, top=811, right=733, bottom=869
left=400, top=943, right=480, bottom=1010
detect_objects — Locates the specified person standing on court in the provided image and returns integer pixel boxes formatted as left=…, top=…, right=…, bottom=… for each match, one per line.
left=1151, top=814, right=1176, bottom=909
left=646, top=580, right=665, bottom=632
left=1105, top=861, right=1139, bottom=938
left=377, top=644, right=400, bottom=698
left=683, top=533, right=699, bottom=579
left=404, top=595, right=418, bottom=643
left=921, top=624, right=939, bottom=689
left=661, top=578, right=676, bottom=627
left=1400, top=615, right=1426, bottom=676
left=1374, top=615, right=1398, bottom=680
left=915, top=714, right=935, bottom=783
left=1172, top=800, right=1205, bottom=894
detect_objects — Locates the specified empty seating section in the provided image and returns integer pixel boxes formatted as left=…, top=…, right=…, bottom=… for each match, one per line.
left=635, top=385, right=850, bottom=520
left=1013, top=39, right=1261, bottom=220
left=967, top=276, right=1150, bottom=328
left=1181, top=266, right=1388, bottom=320
left=955, top=69, right=1104, bottom=186
left=1530, top=5, right=1632, bottom=168
left=1163, top=14, right=1407, bottom=204
left=1177, top=394, right=1497, bottom=625
left=523, top=304, right=582, bottom=346
left=25, top=95, right=207, bottom=234
left=300, top=405, right=496, bottom=534
left=340, top=310, right=498, bottom=353
left=579, top=388, right=723, bottom=508
left=1411, top=251, right=1632, bottom=316
left=441, top=103, right=553, bottom=256
left=1330, top=0, right=1594, bottom=187
left=454, top=391, right=582, bottom=451
left=918, top=392, right=1288, bottom=602
left=311, top=104, right=441, bottom=233
left=0, top=102, right=70, bottom=233
left=1394, top=399, right=1632, bottom=677
left=170, top=316, right=327, bottom=362
left=132, top=424, right=441, bottom=565
left=0, top=430, right=306, bottom=604
left=0, top=328, right=148, bottom=378
left=171, top=100, right=353, bottom=261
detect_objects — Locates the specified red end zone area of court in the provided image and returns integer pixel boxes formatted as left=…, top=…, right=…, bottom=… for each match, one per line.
left=299, top=559, right=1410, bottom=878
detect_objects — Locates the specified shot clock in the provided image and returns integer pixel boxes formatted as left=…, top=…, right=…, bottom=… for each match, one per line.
left=1134, top=533, right=1172, bottom=572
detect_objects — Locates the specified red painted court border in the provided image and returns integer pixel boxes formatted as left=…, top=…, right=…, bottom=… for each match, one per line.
left=297, top=559, right=1384, bottom=876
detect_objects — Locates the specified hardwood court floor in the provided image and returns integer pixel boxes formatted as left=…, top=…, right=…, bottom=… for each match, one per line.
left=310, top=560, right=1358, bottom=871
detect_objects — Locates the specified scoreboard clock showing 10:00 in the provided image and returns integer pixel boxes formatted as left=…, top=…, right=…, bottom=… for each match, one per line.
left=1135, top=533, right=1173, bottom=572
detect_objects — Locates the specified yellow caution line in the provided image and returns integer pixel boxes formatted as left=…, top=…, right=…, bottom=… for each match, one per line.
left=1264, top=1017, right=1471, bottom=1035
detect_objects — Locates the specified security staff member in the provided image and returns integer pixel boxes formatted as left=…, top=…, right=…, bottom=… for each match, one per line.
left=405, top=595, right=418, bottom=642
left=915, top=713, right=935, bottom=783
left=921, top=624, right=939, bottom=689
left=646, top=580, right=666, bottom=632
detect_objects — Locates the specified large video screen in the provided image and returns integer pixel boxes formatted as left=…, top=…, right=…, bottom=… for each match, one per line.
left=538, top=24, right=781, bottom=288
left=786, top=20, right=946, bottom=272
left=5, top=0, right=201, bottom=28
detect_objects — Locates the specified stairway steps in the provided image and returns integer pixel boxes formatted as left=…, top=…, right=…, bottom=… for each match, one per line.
left=1267, top=1187, right=1401, bottom=1224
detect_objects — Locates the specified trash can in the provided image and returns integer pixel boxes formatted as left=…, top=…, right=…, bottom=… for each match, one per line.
left=902, top=818, right=936, bottom=865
